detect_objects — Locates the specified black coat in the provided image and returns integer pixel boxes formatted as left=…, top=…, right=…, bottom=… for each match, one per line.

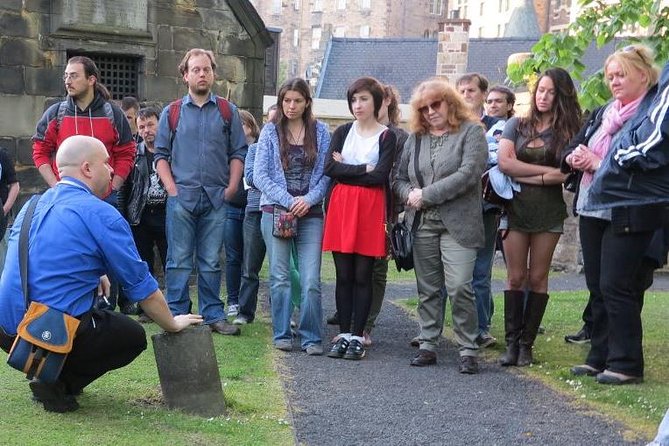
left=587, top=62, right=669, bottom=211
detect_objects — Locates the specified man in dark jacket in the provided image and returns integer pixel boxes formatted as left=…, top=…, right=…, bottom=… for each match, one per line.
left=120, top=108, right=168, bottom=323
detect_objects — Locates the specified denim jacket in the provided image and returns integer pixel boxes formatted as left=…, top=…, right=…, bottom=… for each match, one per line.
left=253, top=121, right=331, bottom=209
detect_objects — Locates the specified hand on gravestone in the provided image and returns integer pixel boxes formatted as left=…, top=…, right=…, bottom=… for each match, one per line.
left=171, top=314, right=204, bottom=332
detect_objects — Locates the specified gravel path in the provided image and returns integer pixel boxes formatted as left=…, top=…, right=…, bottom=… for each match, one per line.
left=272, top=271, right=667, bottom=445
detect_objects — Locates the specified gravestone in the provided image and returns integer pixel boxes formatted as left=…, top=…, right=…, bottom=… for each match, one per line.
left=151, top=325, right=226, bottom=417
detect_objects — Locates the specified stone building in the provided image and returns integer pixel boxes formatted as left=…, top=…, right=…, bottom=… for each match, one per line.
left=0, top=0, right=272, bottom=198
left=249, top=0, right=448, bottom=88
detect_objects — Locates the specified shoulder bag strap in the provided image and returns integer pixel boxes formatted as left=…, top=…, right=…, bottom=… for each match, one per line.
left=19, top=195, right=41, bottom=310
left=411, top=134, right=423, bottom=233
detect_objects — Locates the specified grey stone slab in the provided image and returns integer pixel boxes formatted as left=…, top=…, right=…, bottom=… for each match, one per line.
left=0, top=11, right=37, bottom=38
left=0, top=39, right=45, bottom=67
left=0, top=66, right=24, bottom=94
left=172, top=28, right=215, bottom=52
left=23, top=0, right=51, bottom=13
left=155, top=5, right=202, bottom=28
left=156, top=50, right=181, bottom=78
left=152, top=325, right=226, bottom=418
left=144, top=74, right=181, bottom=104
left=157, top=25, right=173, bottom=51
left=202, top=7, right=241, bottom=33
left=16, top=137, right=35, bottom=167
left=1, top=0, right=22, bottom=11
left=25, top=67, right=63, bottom=97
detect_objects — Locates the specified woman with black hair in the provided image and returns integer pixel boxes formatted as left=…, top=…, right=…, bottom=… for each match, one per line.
left=323, top=77, right=397, bottom=360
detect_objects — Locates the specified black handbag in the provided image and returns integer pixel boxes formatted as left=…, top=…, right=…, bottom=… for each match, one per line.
left=389, top=220, right=414, bottom=271
left=389, top=135, right=423, bottom=272
left=481, top=170, right=509, bottom=207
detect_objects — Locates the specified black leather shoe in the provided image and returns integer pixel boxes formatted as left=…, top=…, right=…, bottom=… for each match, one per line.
left=29, top=380, right=79, bottom=413
left=596, top=371, right=643, bottom=385
left=120, top=302, right=140, bottom=315
left=410, top=349, right=436, bottom=367
left=343, top=339, right=366, bottom=360
left=209, top=321, right=241, bottom=336
left=327, top=337, right=349, bottom=358
left=565, top=327, right=591, bottom=344
left=459, top=356, right=479, bottom=374
left=570, top=364, right=601, bottom=376
left=326, top=312, right=339, bottom=325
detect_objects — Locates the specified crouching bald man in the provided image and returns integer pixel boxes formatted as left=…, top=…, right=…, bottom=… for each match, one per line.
left=0, top=135, right=202, bottom=413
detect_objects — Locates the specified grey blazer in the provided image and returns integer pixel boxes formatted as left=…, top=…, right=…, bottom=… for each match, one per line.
left=392, top=120, right=488, bottom=249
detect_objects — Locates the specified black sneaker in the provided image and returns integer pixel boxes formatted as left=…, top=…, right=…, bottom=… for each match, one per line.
left=343, top=339, right=366, bottom=360
left=459, top=356, right=479, bottom=374
left=564, top=327, right=591, bottom=344
left=327, top=337, right=349, bottom=359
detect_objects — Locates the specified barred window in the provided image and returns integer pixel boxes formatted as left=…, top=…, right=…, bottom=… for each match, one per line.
left=67, top=51, right=141, bottom=100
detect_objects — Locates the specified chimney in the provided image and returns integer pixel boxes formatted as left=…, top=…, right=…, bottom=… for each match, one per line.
left=435, top=17, right=471, bottom=82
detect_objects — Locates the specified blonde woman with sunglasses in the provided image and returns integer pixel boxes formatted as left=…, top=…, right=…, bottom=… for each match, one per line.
left=393, top=78, right=487, bottom=372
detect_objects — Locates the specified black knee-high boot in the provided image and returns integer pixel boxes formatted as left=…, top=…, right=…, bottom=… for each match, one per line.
left=517, top=292, right=549, bottom=367
left=499, top=290, right=525, bottom=366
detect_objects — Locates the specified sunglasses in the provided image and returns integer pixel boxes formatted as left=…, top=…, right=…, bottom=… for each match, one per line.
left=622, top=45, right=650, bottom=65
left=418, top=100, right=443, bottom=115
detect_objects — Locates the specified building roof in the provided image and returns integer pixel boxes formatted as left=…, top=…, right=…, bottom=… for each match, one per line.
left=316, top=36, right=625, bottom=101
left=315, top=37, right=438, bottom=102
left=504, top=0, right=541, bottom=38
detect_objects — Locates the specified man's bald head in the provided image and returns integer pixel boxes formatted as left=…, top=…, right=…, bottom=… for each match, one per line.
left=56, top=135, right=112, bottom=197
left=56, top=135, right=106, bottom=173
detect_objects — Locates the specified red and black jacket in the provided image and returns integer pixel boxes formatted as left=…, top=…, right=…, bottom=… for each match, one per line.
left=32, top=93, right=136, bottom=182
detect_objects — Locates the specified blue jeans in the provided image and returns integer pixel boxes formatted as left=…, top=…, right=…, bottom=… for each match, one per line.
left=472, top=210, right=500, bottom=334
left=238, top=211, right=266, bottom=321
left=165, top=193, right=226, bottom=324
left=224, top=203, right=245, bottom=307
left=261, top=212, right=323, bottom=348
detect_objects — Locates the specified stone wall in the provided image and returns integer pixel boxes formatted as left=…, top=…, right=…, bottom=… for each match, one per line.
left=0, top=0, right=271, bottom=202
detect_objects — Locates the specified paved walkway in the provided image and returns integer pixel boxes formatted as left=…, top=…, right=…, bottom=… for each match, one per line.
left=273, top=272, right=667, bottom=445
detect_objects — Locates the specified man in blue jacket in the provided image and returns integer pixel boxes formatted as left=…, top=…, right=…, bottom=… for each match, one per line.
left=0, top=135, right=202, bottom=412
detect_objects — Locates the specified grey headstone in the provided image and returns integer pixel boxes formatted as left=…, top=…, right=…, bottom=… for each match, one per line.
left=151, top=325, right=226, bottom=417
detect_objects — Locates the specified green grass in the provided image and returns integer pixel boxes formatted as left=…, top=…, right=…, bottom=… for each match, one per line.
left=0, top=314, right=292, bottom=446
left=397, top=290, right=669, bottom=441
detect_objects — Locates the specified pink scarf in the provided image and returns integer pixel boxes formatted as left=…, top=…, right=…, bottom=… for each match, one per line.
left=582, top=94, right=645, bottom=185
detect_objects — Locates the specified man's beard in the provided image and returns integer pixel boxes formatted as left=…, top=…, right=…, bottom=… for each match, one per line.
left=191, top=83, right=211, bottom=96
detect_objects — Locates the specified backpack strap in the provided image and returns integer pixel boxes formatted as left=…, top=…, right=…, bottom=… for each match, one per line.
left=168, top=99, right=183, bottom=133
left=215, top=96, right=232, bottom=124
left=55, top=101, right=67, bottom=131
left=168, top=97, right=232, bottom=139
left=411, top=134, right=423, bottom=233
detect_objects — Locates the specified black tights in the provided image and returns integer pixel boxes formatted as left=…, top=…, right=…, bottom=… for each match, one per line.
left=332, top=252, right=375, bottom=337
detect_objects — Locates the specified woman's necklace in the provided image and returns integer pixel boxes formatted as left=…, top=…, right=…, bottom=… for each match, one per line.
left=287, top=123, right=304, bottom=145
left=430, top=132, right=448, bottom=151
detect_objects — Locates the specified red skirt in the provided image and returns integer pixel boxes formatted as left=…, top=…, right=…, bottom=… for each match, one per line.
left=322, top=183, right=386, bottom=257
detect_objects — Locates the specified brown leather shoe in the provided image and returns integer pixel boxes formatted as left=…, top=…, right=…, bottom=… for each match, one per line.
left=410, top=349, right=437, bottom=367
left=209, top=321, right=241, bottom=336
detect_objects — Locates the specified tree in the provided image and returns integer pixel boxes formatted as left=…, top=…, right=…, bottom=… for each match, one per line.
left=507, top=0, right=669, bottom=111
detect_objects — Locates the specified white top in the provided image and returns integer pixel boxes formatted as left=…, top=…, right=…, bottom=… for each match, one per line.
left=340, top=121, right=387, bottom=167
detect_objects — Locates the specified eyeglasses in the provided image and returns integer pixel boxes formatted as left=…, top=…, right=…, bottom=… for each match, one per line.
left=62, top=73, right=81, bottom=81
left=418, top=100, right=443, bottom=114
left=622, top=45, right=650, bottom=65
